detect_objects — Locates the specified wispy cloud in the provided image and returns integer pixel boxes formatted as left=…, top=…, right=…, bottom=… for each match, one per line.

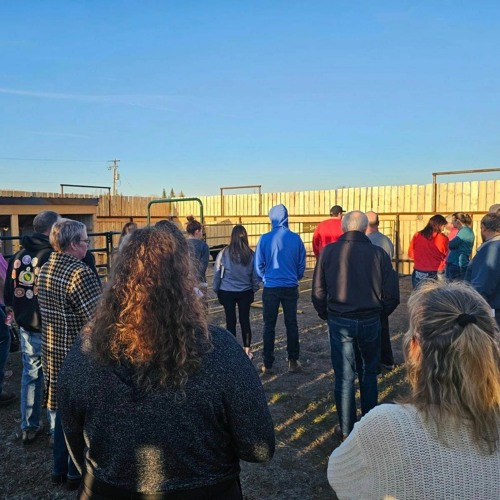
left=0, top=87, right=177, bottom=111
left=0, top=40, right=34, bottom=48
left=30, top=130, right=90, bottom=139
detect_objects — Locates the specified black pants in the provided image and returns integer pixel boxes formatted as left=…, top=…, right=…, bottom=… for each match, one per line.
left=380, top=312, right=394, bottom=366
left=262, top=286, right=300, bottom=367
left=217, top=289, right=254, bottom=347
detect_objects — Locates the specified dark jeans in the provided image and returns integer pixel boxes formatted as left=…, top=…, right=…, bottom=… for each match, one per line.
left=445, top=263, right=467, bottom=281
left=380, top=312, right=394, bottom=367
left=411, top=269, right=438, bottom=288
left=217, top=289, right=254, bottom=347
left=262, top=286, right=300, bottom=368
left=328, top=315, right=381, bottom=437
left=54, top=411, right=81, bottom=480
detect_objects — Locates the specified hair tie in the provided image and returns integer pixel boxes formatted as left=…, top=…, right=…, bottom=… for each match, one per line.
left=457, top=313, right=477, bottom=327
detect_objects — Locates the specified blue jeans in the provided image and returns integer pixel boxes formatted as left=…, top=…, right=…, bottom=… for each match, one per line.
left=0, top=305, right=10, bottom=389
left=262, top=286, right=300, bottom=368
left=53, top=411, right=81, bottom=479
left=328, top=315, right=381, bottom=437
left=411, top=269, right=438, bottom=288
left=380, top=312, right=394, bottom=367
left=20, top=328, right=45, bottom=431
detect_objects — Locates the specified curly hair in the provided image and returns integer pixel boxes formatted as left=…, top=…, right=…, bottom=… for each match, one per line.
left=404, top=280, right=500, bottom=454
left=87, top=226, right=210, bottom=390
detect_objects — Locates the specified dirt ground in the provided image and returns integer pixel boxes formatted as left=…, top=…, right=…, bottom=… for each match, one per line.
left=0, top=271, right=412, bottom=500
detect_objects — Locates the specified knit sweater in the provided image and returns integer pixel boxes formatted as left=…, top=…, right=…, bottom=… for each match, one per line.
left=328, top=404, right=500, bottom=500
left=58, top=325, right=275, bottom=494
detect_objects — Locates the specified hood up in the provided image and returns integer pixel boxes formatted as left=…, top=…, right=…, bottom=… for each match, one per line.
left=269, top=204, right=288, bottom=229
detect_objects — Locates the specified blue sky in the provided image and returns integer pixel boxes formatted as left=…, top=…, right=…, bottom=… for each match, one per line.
left=1, top=1, right=499, bottom=197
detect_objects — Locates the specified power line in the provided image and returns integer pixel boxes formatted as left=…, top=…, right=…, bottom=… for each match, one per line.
left=0, top=157, right=106, bottom=162
left=108, top=159, right=120, bottom=196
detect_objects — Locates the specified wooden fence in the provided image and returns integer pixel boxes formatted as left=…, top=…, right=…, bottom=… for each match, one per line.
left=121, top=180, right=497, bottom=218
left=5, top=180, right=496, bottom=219
left=2, top=179, right=499, bottom=274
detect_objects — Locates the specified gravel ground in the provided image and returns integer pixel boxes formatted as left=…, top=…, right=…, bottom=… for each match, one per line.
left=0, top=271, right=412, bottom=499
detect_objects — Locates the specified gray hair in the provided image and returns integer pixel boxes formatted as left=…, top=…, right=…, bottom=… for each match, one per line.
left=50, top=219, right=86, bottom=252
left=33, top=211, right=60, bottom=234
left=341, top=211, right=369, bottom=233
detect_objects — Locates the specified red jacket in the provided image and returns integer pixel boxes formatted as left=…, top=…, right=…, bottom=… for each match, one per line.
left=313, top=218, right=343, bottom=258
left=408, top=232, right=449, bottom=272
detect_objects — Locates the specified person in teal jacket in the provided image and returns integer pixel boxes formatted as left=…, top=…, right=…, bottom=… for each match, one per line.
left=445, top=212, right=475, bottom=281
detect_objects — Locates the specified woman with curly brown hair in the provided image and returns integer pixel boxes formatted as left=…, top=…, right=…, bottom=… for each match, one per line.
left=58, top=225, right=275, bottom=499
left=328, top=280, right=500, bottom=499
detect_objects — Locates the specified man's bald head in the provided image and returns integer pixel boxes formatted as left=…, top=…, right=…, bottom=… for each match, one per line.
left=365, top=211, right=379, bottom=234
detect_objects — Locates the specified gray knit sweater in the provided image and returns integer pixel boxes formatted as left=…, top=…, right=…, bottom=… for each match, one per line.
left=58, top=325, right=275, bottom=493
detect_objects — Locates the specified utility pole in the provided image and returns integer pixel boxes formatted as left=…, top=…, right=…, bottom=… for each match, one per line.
left=108, top=159, right=120, bottom=196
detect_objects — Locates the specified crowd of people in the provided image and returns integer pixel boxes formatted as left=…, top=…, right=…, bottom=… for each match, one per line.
left=0, top=203, right=499, bottom=499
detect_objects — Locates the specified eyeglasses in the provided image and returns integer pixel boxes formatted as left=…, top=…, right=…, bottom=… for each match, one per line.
left=80, top=239, right=91, bottom=245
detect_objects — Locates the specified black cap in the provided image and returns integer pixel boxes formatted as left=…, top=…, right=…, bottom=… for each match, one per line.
left=330, top=205, right=344, bottom=216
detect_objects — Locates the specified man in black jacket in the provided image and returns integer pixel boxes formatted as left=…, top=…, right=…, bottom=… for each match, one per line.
left=4, top=211, right=60, bottom=444
left=312, top=210, right=400, bottom=441
left=4, top=211, right=98, bottom=445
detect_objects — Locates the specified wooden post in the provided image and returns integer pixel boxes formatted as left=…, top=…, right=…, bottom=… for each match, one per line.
left=10, top=214, right=20, bottom=253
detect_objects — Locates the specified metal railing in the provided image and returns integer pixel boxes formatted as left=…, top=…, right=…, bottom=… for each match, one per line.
left=0, top=231, right=121, bottom=279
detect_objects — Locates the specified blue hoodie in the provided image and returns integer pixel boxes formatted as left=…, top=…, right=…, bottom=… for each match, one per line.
left=254, top=204, right=306, bottom=287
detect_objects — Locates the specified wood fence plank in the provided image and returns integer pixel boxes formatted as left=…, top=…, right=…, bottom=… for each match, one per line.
left=462, top=182, right=471, bottom=212
left=470, top=181, right=479, bottom=213
left=486, top=180, right=495, bottom=208
left=424, top=184, right=433, bottom=212
left=455, top=182, right=464, bottom=213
